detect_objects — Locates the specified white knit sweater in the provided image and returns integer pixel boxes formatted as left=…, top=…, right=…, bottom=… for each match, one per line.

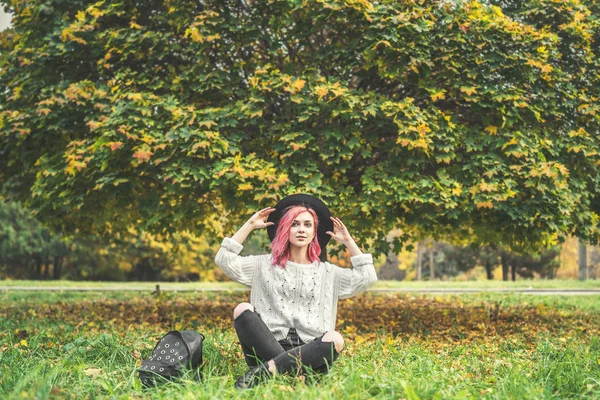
left=215, top=237, right=378, bottom=343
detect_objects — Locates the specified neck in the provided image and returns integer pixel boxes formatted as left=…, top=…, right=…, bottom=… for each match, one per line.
left=288, top=245, right=311, bottom=264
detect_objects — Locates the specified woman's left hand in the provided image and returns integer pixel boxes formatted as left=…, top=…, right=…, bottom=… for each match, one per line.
left=326, top=217, right=354, bottom=246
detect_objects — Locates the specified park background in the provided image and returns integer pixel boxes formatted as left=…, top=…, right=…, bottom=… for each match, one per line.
left=1, top=0, right=600, bottom=399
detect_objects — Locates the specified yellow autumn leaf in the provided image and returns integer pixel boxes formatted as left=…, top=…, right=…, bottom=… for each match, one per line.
left=132, top=150, right=153, bottom=161
left=430, top=90, right=446, bottom=101
left=238, top=183, right=254, bottom=191
left=476, top=201, right=494, bottom=209
left=248, top=76, right=259, bottom=88
left=460, top=86, right=478, bottom=96
left=314, top=86, right=328, bottom=100
left=372, top=40, right=392, bottom=49
left=485, top=125, right=498, bottom=135
left=578, top=104, right=589, bottom=112
left=292, top=79, right=306, bottom=91
left=290, top=95, right=303, bottom=104
left=249, top=109, right=263, bottom=119
left=76, top=10, right=86, bottom=22
left=331, top=86, right=346, bottom=97
left=20, top=339, right=28, bottom=347
left=127, top=93, right=142, bottom=102
left=198, top=120, right=217, bottom=129
left=417, top=124, right=431, bottom=135
left=452, top=186, right=463, bottom=196
left=130, top=21, right=142, bottom=29
left=502, top=138, right=518, bottom=150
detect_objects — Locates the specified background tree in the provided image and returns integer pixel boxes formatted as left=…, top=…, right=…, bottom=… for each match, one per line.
left=1, top=0, right=599, bottom=259
left=0, top=200, right=67, bottom=279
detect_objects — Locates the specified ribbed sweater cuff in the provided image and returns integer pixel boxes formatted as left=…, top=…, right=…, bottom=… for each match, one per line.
left=221, top=237, right=243, bottom=254
left=350, top=253, right=373, bottom=267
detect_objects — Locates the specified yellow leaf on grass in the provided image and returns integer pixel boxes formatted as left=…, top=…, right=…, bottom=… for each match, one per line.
left=84, top=368, right=102, bottom=377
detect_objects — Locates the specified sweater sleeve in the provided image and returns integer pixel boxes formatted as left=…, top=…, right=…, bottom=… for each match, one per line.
left=334, top=253, right=378, bottom=299
left=214, top=237, right=262, bottom=287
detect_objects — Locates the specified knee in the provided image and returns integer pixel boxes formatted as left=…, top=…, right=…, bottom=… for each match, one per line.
left=233, top=302, right=254, bottom=320
left=322, top=330, right=344, bottom=353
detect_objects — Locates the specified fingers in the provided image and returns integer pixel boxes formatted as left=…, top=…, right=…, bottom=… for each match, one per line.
left=330, top=216, right=346, bottom=230
left=257, top=207, right=276, bottom=217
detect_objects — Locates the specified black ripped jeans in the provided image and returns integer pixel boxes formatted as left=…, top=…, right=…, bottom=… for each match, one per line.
left=233, top=309, right=339, bottom=374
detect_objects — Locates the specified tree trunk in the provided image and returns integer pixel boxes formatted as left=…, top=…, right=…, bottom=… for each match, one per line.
left=34, top=257, right=42, bottom=279
left=501, top=254, right=509, bottom=281
left=511, top=263, right=516, bottom=281
left=53, top=256, right=63, bottom=280
left=579, top=239, right=588, bottom=280
left=485, top=261, right=494, bottom=280
left=428, top=242, right=435, bottom=280
left=416, top=242, right=423, bottom=280
left=42, top=263, right=49, bottom=280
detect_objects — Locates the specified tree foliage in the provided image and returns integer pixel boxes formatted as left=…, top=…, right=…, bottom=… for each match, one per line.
left=1, top=0, right=599, bottom=256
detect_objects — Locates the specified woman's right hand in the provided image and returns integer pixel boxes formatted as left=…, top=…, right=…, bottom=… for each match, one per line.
left=246, top=207, right=276, bottom=230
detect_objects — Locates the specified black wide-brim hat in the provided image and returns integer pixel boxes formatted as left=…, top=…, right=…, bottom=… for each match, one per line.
left=267, top=194, right=334, bottom=261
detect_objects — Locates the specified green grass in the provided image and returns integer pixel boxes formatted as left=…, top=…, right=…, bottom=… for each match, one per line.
left=1, top=290, right=599, bottom=399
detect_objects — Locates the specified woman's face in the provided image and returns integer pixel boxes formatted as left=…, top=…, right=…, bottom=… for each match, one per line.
left=288, top=210, right=316, bottom=250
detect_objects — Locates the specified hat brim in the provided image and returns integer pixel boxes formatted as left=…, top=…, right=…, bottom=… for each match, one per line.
left=267, top=194, right=333, bottom=261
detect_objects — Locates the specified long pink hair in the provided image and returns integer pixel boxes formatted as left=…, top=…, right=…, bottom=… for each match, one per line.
left=271, top=205, right=321, bottom=268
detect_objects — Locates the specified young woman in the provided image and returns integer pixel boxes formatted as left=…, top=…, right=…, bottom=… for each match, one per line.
left=215, top=194, right=377, bottom=389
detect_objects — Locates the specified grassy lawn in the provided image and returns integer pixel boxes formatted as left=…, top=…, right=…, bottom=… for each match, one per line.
left=1, top=290, right=599, bottom=399
left=2, top=279, right=600, bottom=290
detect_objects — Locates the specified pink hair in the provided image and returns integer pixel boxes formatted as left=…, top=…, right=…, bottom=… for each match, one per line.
left=271, top=205, right=321, bottom=268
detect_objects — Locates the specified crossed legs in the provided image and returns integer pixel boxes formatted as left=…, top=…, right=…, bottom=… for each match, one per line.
left=232, top=302, right=343, bottom=377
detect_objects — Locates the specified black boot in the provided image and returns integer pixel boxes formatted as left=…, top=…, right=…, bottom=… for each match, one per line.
left=234, top=362, right=272, bottom=389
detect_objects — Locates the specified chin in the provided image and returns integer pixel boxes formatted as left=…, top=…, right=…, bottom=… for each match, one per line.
left=290, top=241, right=310, bottom=249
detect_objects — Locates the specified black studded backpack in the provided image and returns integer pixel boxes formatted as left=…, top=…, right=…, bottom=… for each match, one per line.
left=138, top=330, right=205, bottom=387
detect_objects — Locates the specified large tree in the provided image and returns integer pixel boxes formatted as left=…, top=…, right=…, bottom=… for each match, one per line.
left=1, top=0, right=599, bottom=256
